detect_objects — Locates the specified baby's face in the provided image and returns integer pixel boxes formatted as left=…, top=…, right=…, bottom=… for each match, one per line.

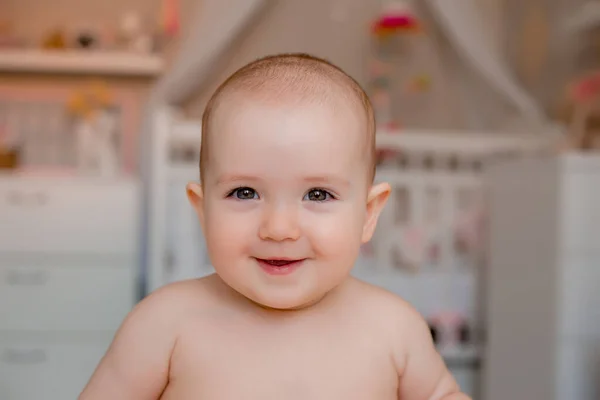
left=189, top=95, right=388, bottom=309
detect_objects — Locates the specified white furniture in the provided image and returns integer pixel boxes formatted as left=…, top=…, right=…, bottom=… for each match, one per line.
left=483, top=154, right=600, bottom=400
left=0, top=175, right=140, bottom=400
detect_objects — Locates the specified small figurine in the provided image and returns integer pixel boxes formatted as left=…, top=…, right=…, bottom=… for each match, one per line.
left=76, top=32, right=97, bottom=49
left=42, top=29, right=67, bottom=49
left=67, top=82, right=120, bottom=177
left=118, top=12, right=153, bottom=53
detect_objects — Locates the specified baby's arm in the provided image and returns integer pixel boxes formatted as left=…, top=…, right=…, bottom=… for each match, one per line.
left=79, top=285, right=180, bottom=400
left=394, top=305, right=471, bottom=400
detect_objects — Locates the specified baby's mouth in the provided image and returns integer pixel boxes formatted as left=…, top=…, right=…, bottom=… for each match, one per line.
left=259, top=259, right=301, bottom=266
left=255, top=258, right=306, bottom=275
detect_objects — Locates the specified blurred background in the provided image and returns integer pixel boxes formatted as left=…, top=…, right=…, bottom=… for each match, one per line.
left=0, top=0, right=599, bottom=399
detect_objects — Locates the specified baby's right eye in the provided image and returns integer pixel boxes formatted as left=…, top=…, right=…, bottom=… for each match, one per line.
left=228, top=187, right=258, bottom=200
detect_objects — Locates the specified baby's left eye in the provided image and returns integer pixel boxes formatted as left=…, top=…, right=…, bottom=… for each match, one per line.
left=304, top=189, right=333, bottom=202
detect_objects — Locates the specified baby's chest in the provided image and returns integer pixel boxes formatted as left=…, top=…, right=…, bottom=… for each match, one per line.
left=168, top=321, right=398, bottom=400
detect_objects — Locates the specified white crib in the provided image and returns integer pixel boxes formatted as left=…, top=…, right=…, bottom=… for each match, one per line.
left=359, top=128, right=551, bottom=316
left=355, top=128, right=553, bottom=398
left=145, top=106, right=555, bottom=399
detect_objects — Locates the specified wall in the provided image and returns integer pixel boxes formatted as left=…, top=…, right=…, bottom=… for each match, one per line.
left=183, top=0, right=507, bottom=128
left=183, top=0, right=380, bottom=117
left=2, top=0, right=198, bottom=60
left=504, top=0, right=590, bottom=117
left=477, top=0, right=506, bottom=56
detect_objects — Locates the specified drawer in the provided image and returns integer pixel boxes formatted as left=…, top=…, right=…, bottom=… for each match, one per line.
left=0, top=265, right=135, bottom=332
left=0, top=337, right=109, bottom=400
left=558, top=256, right=600, bottom=337
left=0, top=178, right=139, bottom=254
left=556, top=339, right=600, bottom=400
left=561, top=172, right=600, bottom=252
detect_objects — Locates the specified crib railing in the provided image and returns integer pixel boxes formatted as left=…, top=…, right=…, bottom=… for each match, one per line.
left=369, top=128, right=553, bottom=273
left=356, top=128, right=555, bottom=365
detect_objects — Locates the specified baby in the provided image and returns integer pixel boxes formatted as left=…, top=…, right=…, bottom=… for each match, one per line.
left=79, top=53, right=470, bottom=400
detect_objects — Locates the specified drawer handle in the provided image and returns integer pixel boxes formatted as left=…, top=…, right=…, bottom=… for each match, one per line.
left=6, top=191, right=23, bottom=205
left=6, top=192, right=48, bottom=206
left=5, top=270, right=49, bottom=286
left=1, top=349, right=47, bottom=364
left=34, top=192, right=48, bottom=205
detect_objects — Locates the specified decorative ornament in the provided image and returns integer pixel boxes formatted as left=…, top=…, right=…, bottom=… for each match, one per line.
left=371, top=0, right=422, bottom=38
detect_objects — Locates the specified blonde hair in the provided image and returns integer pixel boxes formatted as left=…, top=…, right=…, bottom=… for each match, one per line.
left=200, top=53, right=376, bottom=183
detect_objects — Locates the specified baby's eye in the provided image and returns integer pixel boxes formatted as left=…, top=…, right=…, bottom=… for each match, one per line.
left=304, top=188, right=333, bottom=202
left=229, top=187, right=258, bottom=200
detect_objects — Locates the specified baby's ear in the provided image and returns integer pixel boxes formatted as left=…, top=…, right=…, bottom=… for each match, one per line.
left=186, top=182, right=205, bottom=227
left=362, top=182, right=391, bottom=243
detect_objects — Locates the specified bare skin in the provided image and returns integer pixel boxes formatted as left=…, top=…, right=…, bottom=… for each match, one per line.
left=79, top=274, right=469, bottom=400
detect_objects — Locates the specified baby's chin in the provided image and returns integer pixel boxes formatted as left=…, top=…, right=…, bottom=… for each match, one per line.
left=244, top=284, right=329, bottom=311
left=249, top=290, right=329, bottom=311
left=220, top=275, right=336, bottom=311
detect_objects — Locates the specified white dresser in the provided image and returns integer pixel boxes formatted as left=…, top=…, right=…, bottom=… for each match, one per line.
left=483, top=154, right=600, bottom=400
left=0, top=175, right=140, bottom=400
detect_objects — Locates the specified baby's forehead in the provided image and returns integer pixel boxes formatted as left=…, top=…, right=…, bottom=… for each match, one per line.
left=215, top=94, right=366, bottom=153
left=216, top=93, right=364, bottom=147
left=214, top=75, right=366, bottom=119
left=209, top=90, right=370, bottom=171
left=208, top=100, right=367, bottom=175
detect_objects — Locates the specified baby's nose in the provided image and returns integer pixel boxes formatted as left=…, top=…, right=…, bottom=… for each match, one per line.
left=258, top=205, right=300, bottom=242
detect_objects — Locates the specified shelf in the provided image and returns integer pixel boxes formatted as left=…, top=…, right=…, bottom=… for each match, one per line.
left=0, top=49, right=165, bottom=77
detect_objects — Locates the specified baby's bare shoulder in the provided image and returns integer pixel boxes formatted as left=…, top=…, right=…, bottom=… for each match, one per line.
left=338, top=279, right=462, bottom=399
left=137, top=275, right=221, bottom=323
left=79, top=276, right=218, bottom=398
left=147, top=276, right=215, bottom=305
left=104, top=276, right=216, bottom=357
left=347, top=278, right=432, bottom=356
left=349, top=277, right=426, bottom=324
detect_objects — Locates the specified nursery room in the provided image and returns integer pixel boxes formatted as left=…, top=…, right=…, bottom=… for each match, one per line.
left=0, top=0, right=598, bottom=399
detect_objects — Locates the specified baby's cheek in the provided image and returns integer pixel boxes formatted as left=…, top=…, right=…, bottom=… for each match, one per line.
left=303, top=210, right=363, bottom=257
left=204, top=211, right=250, bottom=260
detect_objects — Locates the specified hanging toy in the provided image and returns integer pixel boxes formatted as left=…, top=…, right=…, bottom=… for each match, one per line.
left=371, top=0, right=422, bottom=38
left=407, top=74, right=432, bottom=93
left=368, top=0, right=423, bottom=131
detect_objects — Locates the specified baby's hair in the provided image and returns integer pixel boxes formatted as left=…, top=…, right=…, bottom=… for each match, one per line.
left=200, top=53, right=376, bottom=183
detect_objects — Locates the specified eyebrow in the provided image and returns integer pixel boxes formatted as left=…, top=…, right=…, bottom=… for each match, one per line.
left=216, top=175, right=261, bottom=185
left=303, top=176, right=351, bottom=188
left=215, top=174, right=351, bottom=188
